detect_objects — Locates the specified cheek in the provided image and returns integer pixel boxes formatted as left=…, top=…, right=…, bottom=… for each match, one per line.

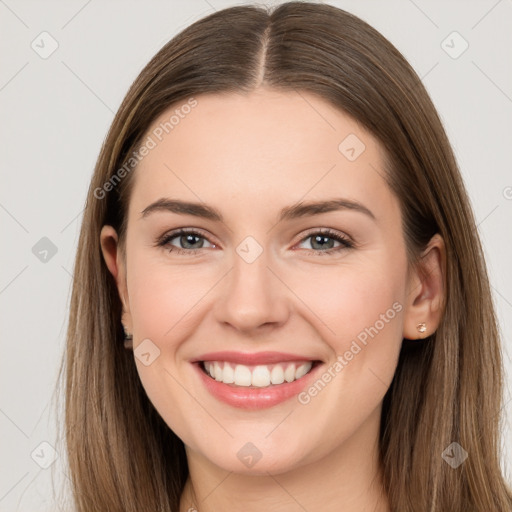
left=125, top=254, right=213, bottom=440
left=124, top=249, right=227, bottom=419
left=126, top=252, right=212, bottom=338
left=287, top=255, right=406, bottom=407
left=290, top=253, right=405, bottom=345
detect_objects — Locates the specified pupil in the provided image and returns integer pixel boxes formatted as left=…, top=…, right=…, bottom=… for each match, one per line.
left=313, top=235, right=333, bottom=250
left=183, top=234, right=202, bottom=249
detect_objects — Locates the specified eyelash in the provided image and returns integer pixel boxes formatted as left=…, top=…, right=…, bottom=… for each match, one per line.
left=156, top=228, right=355, bottom=256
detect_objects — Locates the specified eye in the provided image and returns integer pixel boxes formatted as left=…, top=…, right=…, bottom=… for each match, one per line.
left=156, top=229, right=215, bottom=255
left=296, top=228, right=354, bottom=255
left=156, top=227, right=354, bottom=256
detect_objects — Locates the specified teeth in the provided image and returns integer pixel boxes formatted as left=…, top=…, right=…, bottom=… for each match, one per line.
left=202, top=361, right=313, bottom=387
left=222, top=363, right=235, bottom=384
left=284, top=364, right=296, bottom=383
left=252, top=365, right=270, bottom=387
left=214, top=361, right=223, bottom=381
left=233, top=365, right=252, bottom=386
left=270, top=365, right=285, bottom=385
left=295, top=363, right=311, bottom=379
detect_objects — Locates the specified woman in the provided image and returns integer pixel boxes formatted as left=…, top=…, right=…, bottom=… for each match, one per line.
left=61, top=2, right=512, bottom=510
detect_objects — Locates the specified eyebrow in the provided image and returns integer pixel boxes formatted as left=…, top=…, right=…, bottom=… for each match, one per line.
left=140, top=197, right=376, bottom=222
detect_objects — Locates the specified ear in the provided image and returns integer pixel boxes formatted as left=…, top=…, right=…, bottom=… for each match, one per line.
left=100, top=225, right=132, bottom=333
left=402, top=233, right=446, bottom=340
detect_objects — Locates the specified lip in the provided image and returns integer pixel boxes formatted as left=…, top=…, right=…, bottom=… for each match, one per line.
left=191, top=351, right=319, bottom=366
left=192, top=358, right=323, bottom=410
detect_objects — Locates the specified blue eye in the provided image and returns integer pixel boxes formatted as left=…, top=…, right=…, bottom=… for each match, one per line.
left=297, top=228, right=354, bottom=255
left=157, top=229, right=214, bottom=256
left=156, top=228, right=354, bottom=256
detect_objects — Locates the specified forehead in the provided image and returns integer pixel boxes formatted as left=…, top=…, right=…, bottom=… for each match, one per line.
left=128, top=88, right=398, bottom=225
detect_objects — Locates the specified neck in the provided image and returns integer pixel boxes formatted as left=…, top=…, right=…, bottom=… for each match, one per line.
left=179, top=406, right=390, bottom=512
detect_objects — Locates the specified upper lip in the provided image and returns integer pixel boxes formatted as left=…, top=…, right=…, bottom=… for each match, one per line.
left=191, top=351, right=319, bottom=365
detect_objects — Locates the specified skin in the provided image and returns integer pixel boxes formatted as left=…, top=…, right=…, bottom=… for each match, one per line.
left=100, top=87, right=445, bottom=512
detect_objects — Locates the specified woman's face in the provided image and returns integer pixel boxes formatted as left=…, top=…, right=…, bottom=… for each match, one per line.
left=103, top=88, right=421, bottom=475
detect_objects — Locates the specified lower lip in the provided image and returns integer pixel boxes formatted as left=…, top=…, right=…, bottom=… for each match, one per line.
left=193, top=362, right=322, bottom=410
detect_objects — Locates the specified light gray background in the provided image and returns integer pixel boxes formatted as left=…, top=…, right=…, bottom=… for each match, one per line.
left=1, top=0, right=511, bottom=510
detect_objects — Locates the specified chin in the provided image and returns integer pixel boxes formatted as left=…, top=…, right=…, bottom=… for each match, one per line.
left=192, top=436, right=314, bottom=477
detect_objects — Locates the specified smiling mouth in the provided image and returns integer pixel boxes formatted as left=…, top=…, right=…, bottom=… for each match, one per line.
left=200, top=360, right=321, bottom=388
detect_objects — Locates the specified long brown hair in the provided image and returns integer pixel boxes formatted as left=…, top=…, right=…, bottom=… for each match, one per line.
left=58, top=2, right=512, bottom=510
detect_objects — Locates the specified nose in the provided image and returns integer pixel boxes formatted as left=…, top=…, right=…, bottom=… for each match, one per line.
left=213, top=247, right=290, bottom=334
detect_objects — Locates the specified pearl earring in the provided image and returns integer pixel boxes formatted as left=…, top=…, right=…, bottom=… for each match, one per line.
left=416, top=322, right=427, bottom=334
